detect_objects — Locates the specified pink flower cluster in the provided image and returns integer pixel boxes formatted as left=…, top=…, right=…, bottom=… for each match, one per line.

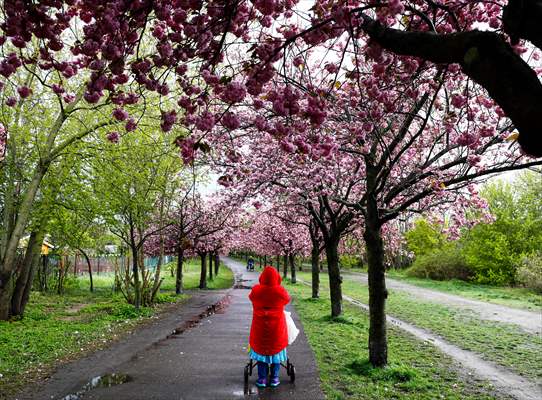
left=160, top=110, right=177, bottom=132
left=177, top=137, right=196, bottom=164
left=269, top=87, right=301, bottom=116
left=222, top=112, right=241, bottom=130
left=305, top=95, right=327, bottom=125
left=220, top=81, right=247, bottom=104
left=106, top=131, right=120, bottom=143
left=112, top=108, right=129, bottom=121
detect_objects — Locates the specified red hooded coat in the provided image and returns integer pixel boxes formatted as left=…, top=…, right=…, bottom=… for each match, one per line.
left=249, top=266, right=291, bottom=355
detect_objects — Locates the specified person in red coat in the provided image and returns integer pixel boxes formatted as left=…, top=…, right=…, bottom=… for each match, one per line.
left=248, top=266, right=291, bottom=387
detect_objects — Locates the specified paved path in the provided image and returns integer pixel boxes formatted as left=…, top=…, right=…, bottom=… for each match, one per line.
left=343, top=271, right=542, bottom=335
left=17, top=258, right=324, bottom=400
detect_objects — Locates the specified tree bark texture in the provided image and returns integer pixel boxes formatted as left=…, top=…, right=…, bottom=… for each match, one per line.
left=80, top=250, right=94, bottom=293
left=11, top=229, right=45, bottom=317
left=364, top=163, right=389, bottom=367
left=325, top=237, right=342, bottom=317
left=289, top=253, right=296, bottom=283
left=199, top=252, right=207, bottom=289
left=214, top=253, right=220, bottom=275
left=311, top=242, right=320, bottom=298
left=176, top=245, right=184, bottom=294
left=209, top=252, right=213, bottom=280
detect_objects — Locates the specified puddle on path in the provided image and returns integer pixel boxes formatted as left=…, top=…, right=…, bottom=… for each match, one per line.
left=166, top=295, right=232, bottom=339
left=234, top=275, right=253, bottom=290
left=61, top=373, right=132, bottom=399
left=233, top=385, right=258, bottom=396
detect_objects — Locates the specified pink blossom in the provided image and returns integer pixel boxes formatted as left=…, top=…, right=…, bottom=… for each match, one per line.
left=160, top=110, right=177, bottom=132
left=451, top=94, right=467, bottom=108
left=221, top=81, right=247, bottom=104
left=112, top=108, right=129, bottom=121
left=195, top=111, right=216, bottom=131
left=125, top=118, right=137, bottom=132
left=106, top=131, right=120, bottom=143
left=17, top=86, right=32, bottom=98
left=222, top=111, right=241, bottom=130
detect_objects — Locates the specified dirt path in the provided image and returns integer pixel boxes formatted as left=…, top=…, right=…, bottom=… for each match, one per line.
left=343, top=271, right=542, bottom=335
left=17, top=259, right=324, bottom=400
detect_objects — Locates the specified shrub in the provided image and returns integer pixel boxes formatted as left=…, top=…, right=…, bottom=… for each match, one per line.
left=407, top=245, right=473, bottom=281
left=462, top=225, right=518, bottom=285
left=339, top=254, right=363, bottom=269
left=404, top=218, right=445, bottom=257
left=516, top=253, right=542, bottom=293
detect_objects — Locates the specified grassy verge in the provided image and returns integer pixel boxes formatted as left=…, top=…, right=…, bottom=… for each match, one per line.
left=160, top=260, right=234, bottom=291
left=0, top=260, right=233, bottom=398
left=345, top=268, right=541, bottom=311
left=298, top=272, right=542, bottom=382
left=284, top=280, right=507, bottom=400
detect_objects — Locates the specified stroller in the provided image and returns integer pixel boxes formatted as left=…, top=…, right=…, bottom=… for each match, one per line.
left=244, top=358, right=296, bottom=385
left=246, top=258, right=255, bottom=271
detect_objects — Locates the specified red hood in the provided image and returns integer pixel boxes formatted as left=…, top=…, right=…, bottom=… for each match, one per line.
left=259, top=266, right=282, bottom=286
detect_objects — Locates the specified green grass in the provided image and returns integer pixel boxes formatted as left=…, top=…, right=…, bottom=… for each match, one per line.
left=0, top=260, right=233, bottom=398
left=302, top=261, right=541, bottom=310
left=160, top=260, right=234, bottom=291
left=299, top=272, right=542, bottom=382
left=382, top=269, right=542, bottom=311
left=284, top=281, right=507, bottom=400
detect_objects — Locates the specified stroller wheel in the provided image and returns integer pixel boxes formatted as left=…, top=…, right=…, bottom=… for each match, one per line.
left=244, top=365, right=249, bottom=385
left=289, top=364, right=296, bottom=383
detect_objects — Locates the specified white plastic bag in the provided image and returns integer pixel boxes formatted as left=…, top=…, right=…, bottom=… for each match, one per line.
left=284, top=310, right=299, bottom=345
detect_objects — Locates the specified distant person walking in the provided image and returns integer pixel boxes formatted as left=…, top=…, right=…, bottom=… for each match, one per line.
left=248, top=266, right=290, bottom=387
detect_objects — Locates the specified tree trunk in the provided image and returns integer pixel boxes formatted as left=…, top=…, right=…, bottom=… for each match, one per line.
left=199, top=252, right=207, bottom=289
left=0, top=273, right=13, bottom=320
left=364, top=220, right=388, bottom=367
left=276, top=255, right=280, bottom=271
left=130, top=244, right=141, bottom=310
left=176, top=245, right=184, bottom=294
left=283, top=254, right=288, bottom=279
left=209, top=251, right=213, bottom=280
left=80, top=250, right=94, bottom=292
left=151, top=236, right=165, bottom=303
left=0, top=166, right=47, bottom=301
left=264, top=255, right=267, bottom=267
left=11, top=229, right=45, bottom=316
left=97, top=256, right=100, bottom=275
left=325, top=236, right=342, bottom=317
left=289, top=253, right=296, bottom=284
left=311, top=242, right=320, bottom=298
left=214, top=253, right=220, bottom=275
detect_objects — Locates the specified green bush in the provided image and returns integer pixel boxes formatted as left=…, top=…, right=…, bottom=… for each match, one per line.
left=404, top=219, right=445, bottom=257
left=339, top=254, right=363, bottom=269
left=462, top=225, right=518, bottom=285
left=516, top=253, right=542, bottom=294
left=407, top=245, right=473, bottom=281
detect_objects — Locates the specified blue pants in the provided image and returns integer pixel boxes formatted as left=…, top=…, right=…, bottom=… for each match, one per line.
left=257, top=362, right=280, bottom=380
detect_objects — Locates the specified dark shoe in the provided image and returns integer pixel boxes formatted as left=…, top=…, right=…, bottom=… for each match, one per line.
left=269, top=377, right=280, bottom=387
left=255, top=378, right=267, bottom=388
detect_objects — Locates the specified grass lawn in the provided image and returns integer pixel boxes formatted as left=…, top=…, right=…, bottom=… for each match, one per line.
left=297, top=271, right=542, bottom=382
left=345, top=268, right=541, bottom=311
left=284, top=280, right=507, bottom=400
left=0, top=260, right=233, bottom=398
left=160, top=260, right=234, bottom=291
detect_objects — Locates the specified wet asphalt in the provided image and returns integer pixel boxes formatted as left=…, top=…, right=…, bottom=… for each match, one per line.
left=16, top=257, right=324, bottom=400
